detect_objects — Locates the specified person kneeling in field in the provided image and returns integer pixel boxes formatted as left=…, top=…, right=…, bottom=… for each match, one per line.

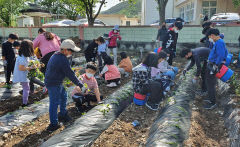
left=72, top=62, right=103, bottom=111
left=132, top=52, right=164, bottom=111
left=118, top=52, right=133, bottom=77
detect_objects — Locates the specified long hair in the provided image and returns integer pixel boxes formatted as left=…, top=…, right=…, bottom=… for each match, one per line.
left=44, top=32, right=54, bottom=41
left=19, top=40, right=34, bottom=57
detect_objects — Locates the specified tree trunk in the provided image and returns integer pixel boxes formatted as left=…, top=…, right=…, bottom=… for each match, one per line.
left=88, top=17, right=94, bottom=26
left=159, top=5, right=166, bottom=25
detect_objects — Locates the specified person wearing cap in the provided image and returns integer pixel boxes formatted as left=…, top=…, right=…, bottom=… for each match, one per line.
left=180, top=47, right=211, bottom=96
left=108, top=25, right=122, bottom=65
left=44, top=39, right=83, bottom=131
left=162, top=21, right=183, bottom=65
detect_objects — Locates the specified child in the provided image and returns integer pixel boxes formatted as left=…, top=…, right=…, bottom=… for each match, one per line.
left=2, top=33, right=19, bottom=89
left=108, top=25, right=122, bottom=65
left=132, top=52, right=164, bottom=111
left=118, top=52, right=133, bottom=77
left=13, top=41, right=21, bottom=55
left=100, top=56, right=121, bottom=87
left=12, top=40, right=35, bottom=107
left=84, top=39, right=98, bottom=63
left=95, top=36, right=108, bottom=71
left=72, top=62, right=102, bottom=111
left=151, top=51, right=178, bottom=80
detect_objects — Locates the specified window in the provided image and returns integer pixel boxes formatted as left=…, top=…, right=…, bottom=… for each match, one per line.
left=180, top=7, right=185, bottom=20
left=179, top=2, right=194, bottom=22
left=202, top=1, right=217, bottom=18
left=126, top=21, right=130, bottom=26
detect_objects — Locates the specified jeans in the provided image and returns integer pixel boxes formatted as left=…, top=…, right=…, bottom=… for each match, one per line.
left=201, top=61, right=207, bottom=92
left=30, top=77, right=45, bottom=92
left=97, top=52, right=107, bottom=72
left=47, top=85, right=67, bottom=125
left=205, top=68, right=217, bottom=104
left=107, top=47, right=117, bottom=65
left=21, top=82, right=30, bottom=104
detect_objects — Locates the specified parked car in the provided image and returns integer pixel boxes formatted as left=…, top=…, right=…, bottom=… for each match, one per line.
left=210, top=13, right=240, bottom=26
left=71, top=19, right=106, bottom=26
left=150, top=18, right=184, bottom=26
left=43, top=19, right=75, bottom=27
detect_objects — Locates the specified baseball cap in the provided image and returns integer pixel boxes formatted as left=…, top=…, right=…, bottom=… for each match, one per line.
left=60, top=39, right=81, bottom=52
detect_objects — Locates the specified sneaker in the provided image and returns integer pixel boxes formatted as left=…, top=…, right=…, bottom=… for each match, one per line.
left=203, top=102, right=217, bottom=110
left=46, top=123, right=62, bottom=132
left=42, top=87, right=48, bottom=95
left=145, top=102, right=159, bottom=111
left=106, top=82, right=117, bottom=87
left=203, top=98, right=211, bottom=103
left=195, top=90, right=208, bottom=97
left=58, top=113, right=72, bottom=123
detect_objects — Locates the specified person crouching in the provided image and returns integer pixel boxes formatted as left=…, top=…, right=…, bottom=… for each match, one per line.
left=118, top=52, right=133, bottom=77
left=72, top=62, right=103, bottom=111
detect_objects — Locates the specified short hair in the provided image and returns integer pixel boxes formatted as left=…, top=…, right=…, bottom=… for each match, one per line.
left=8, top=34, right=19, bottom=40
left=120, top=52, right=127, bottom=59
left=96, top=36, right=105, bottom=43
left=202, top=21, right=212, bottom=28
left=207, top=28, right=220, bottom=37
left=174, top=21, right=183, bottom=30
left=13, top=41, right=21, bottom=47
left=180, top=48, right=191, bottom=58
left=38, top=28, right=46, bottom=34
left=158, top=51, right=167, bottom=59
left=103, top=55, right=114, bottom=65
left=176, top=17, right=184, bottom=22
left=19, top=40, right=34, bottom=57
left=142, top=52, right=159, bottom=68
left=86, top=62, right=97, bottom=71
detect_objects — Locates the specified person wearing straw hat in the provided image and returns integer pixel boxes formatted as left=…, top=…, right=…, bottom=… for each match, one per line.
left=107, top=25, right=122, bottom=65
left=44, top=39, right=84, bottom=131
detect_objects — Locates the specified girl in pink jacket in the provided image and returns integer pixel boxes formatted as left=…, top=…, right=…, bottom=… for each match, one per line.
left=107, top=25, right=122, bottom=65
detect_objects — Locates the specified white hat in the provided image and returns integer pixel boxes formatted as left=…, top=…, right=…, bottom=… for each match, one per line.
left=60, top=39, right=81, bottom=52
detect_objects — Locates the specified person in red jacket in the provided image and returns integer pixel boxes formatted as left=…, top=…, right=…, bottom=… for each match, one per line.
left=107, top=25, right=122, bottom=65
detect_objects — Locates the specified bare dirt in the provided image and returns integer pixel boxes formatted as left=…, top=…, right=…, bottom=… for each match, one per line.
left=92, top=57, right=186, bottom=147
left=0, top=75, right=132, bottom=147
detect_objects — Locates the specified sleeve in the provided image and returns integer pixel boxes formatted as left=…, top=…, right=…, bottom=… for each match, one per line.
left=194, top=56, right=202, bottom=77
left=18, top=57, right=26, bottom=66
left=156, top=30, right=160, bottom=40
left=100, top=65, right=108, bottom=75
left=119, top=59, right=127, bottom=69
left=186, top=58, right=195, bottom=71
left=55, top=35, right=61, bottom=46
left=162, top=32, right=170, bottom=49
left=158, top=62, right=169, bottom=73
left=62, top=58, right=83, bottom=88
left=109, top=31, right=113, bottom=38
left=33, top=36, right=40, bottom=49
left=2, top=43, right=6, bottom=57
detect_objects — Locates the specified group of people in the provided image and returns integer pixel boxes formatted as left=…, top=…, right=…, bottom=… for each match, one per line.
left=1, top=25, right=134, bottom=131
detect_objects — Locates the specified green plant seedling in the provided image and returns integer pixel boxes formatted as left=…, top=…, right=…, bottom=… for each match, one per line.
left=176, top=106, right=188, bottom=115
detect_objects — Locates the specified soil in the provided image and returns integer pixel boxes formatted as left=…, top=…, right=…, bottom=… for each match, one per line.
left=0, top=75, right=132, bottom=147
left=92, top=57, right=187, bottom=147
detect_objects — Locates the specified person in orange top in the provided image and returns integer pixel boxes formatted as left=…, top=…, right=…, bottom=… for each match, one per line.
left=118, top=52, right=133, bottom=77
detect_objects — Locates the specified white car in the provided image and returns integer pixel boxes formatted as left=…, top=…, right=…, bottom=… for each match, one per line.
left=43, top=19, right=75, bottom=27
left=71, top=19, right=106, bottom=26
left=210, top=13, right=240, bottom=21
left=150, top=18, right=184, bottom=26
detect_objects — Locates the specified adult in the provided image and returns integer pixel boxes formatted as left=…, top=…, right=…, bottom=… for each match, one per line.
left=200, top=21, right=213, bottom=48
left=156, top=22, right=168, bottom=48
left=162, top=21, right=183, bottom=65
left=44, top=39, right=83, bottom=131
left=203, top=14, right=209, bottom=22
left=107, top=25, right=122, bottom=65
left=205, top=28, right=228, bottom=110
left=180, top=47, right=211, bottom=96
left=33, top=28, right=61, bottom=74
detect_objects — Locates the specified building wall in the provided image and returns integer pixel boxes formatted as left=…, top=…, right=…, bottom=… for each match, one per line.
left=97, top=16, right=122, bottom=26
left=174, top=0, right=240, bottom=25
left=121, top=19, right=139, bottom=26
left=141, top=0, right=174, bottom=25
left=0, top=26, right=239, bottom=44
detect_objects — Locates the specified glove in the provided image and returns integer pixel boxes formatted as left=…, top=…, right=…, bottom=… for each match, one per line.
left=183, top=69, right=187, bottom=76
left=3, top=60, right=7, bottom=66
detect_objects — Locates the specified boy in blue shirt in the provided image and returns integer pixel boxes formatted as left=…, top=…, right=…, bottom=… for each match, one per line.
left=204, top=28, right=228, bottom=110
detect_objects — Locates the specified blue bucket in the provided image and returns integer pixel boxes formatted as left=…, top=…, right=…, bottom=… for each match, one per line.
left=220, top=68, right=234, bottom=82
left=225, top=54, right=233, bottom=66
left=133, top=97, right=146, bottom=105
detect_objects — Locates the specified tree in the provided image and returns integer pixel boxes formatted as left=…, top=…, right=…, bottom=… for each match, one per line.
left=0, top=0, right=32, bottom=26
left=155, top=0, right=168, bottom=25
left=232, top=0, right=240, bottom=7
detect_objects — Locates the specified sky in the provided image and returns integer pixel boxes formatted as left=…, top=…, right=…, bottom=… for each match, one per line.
left=95, top=0, right=121, bottom=12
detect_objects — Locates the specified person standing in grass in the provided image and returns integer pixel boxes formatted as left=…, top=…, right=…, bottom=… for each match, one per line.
left=44, top=39, right=83, bottom=131
left=12, top=40, right=35, bottom=107
left=2, top=34, right=19, bottom=89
